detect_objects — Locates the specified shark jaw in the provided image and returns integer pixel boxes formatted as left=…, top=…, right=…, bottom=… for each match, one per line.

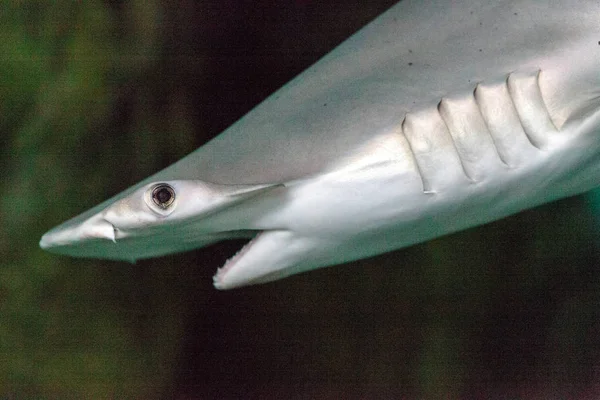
left=38, top=212, right=283, bottom=289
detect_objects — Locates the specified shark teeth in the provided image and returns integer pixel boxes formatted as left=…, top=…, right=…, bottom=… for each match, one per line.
left=213, top=231, right=263, bottom=283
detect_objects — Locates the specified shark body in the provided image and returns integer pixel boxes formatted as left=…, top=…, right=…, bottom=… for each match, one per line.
left=40, top=0, right=600, bottom=289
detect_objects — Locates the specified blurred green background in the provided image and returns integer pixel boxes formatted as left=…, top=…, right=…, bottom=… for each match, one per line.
left=2, top=1, right=600, bottom=398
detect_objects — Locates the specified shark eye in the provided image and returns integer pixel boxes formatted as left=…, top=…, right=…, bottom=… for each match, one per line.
left=151, top=184, right=175, bottom=209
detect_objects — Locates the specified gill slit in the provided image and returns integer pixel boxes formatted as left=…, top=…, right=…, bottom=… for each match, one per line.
left=473, top=84, right=511, bottom=167
left=400, top=117, right=435, bottom=194
left=436, top=99, right=476, bottom=183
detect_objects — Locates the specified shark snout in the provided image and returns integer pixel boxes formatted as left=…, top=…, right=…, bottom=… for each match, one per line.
left=39, top=214, right=116, bottom=250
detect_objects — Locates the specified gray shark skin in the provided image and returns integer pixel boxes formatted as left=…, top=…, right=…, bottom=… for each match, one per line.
left=40, top=0, right=600, bottom=289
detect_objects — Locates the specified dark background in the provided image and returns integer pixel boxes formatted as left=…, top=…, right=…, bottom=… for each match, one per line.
left=2, top=1, right=600, bottom=398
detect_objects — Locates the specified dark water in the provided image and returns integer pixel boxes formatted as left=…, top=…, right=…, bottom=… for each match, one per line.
left=3, top=1, right=600, bottom=398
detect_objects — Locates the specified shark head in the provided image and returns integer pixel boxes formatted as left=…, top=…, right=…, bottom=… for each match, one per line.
left=38, top=138, right=423, bottom=290
left=40, top=180, right=281, bottom=262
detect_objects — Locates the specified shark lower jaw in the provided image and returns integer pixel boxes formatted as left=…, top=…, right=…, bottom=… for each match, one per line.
left=212, top=229, right=307, bottom=290
left=213, top=231, right=267, bottom=290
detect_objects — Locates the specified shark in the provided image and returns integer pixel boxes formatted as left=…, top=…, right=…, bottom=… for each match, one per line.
left=40, top=0, right=600, bottom=289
